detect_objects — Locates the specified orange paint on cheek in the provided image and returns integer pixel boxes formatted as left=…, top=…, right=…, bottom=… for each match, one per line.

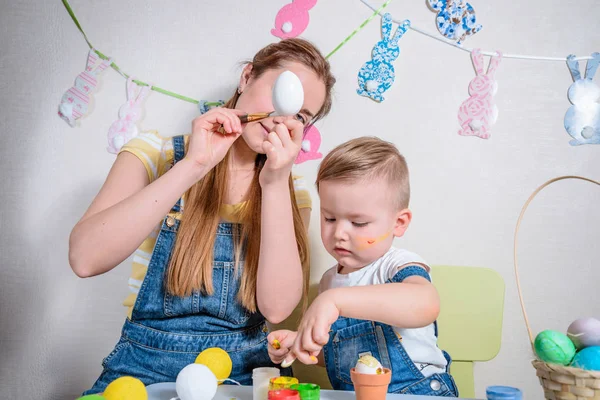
left=357, top=231, right=391, bottom=250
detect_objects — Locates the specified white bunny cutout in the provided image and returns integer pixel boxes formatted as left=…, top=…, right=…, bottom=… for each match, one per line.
left=58, top=48, right=112, bottom=127
left=107, top=78, right=151, bottom=154
left=564, top=53, right=600, bottom=146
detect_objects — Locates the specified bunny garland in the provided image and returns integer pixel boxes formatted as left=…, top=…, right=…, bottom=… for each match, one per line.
left=427, top=0, right=482, bottom=45
left=564, top=53, right=600, bottom=146
left=198, top=99, right=225, bottom=114
left=58, top=48, right=112, bottom=127
left=271, top=0, right=317, bottom=39
left=457, top=49, right=502, bottom=139
left=357, top=13, right=410, bottom=102
left=106, top=78, right=151, bottom=154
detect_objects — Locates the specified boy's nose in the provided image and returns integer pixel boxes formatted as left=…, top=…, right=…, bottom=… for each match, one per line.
left=334, top=223, right=348, bottom=241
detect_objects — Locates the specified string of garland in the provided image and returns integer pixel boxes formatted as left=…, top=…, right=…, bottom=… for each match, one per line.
left=61, top=0, right=392, bottom=105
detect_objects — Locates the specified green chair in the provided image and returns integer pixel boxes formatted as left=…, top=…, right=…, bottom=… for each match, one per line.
left=431, top=265, right=505, bottom=398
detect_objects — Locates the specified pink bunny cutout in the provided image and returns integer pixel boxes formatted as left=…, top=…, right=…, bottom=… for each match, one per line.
left=295, top=124, right=322, bottom=164
left=457, top=49, right=502, bottom=139
left=58, top=48, right=112, bottom=127
left=271, top=0, right=318, bottom=39
left=107, top=77, right=151, bottom=154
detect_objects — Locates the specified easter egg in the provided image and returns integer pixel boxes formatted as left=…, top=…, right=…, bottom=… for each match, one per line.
left=195, top=347, right=232, bottom=384
left=272, top=70, right=304, bottom=117
left=103, top=376, right=147, bottom=400
left=534, top=330, right=576, bottom=365
left=176, top=363, right=217, bottom=400
left=354, top=354, right=384, bottom=375
left=76, top=396, right=106, bottom=400
left=567, top=317, right=600, bottom=349
left=571, top=346, right=600, bottom=371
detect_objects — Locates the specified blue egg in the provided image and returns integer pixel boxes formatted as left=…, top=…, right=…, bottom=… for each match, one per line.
left=571, top=346, right=600, bottom=371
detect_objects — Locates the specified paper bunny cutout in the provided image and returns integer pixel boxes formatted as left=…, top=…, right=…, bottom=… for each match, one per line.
left=427, top=0, right=482, bottom=45
left=58, top=48, right=112, bottom=127
left=198, top=100, right=224, bottom=114
left=457, top=49, right=502, bottom=139
left=357, top=13, right=410, bottom=102
left=106, top=78, right=151, bottom=154
left=295, top=124, right=322, bottom=164
left=271, top=0, right=317, bottom=39
left=564, top=53, right=600, bottom=146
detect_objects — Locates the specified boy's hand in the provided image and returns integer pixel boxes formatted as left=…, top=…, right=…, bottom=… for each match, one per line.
left=289, top=291, right=340, bottom=365
left=267, top=330, right=297, bottom=365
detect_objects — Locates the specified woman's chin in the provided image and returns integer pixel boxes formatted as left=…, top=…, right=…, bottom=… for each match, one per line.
left=238, top=133, right=267, bottom=155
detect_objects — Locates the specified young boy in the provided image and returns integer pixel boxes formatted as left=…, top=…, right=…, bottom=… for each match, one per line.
left=268, top=137, right=458, bottom=397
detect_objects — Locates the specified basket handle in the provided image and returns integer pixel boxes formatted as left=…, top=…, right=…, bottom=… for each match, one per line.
left=514, top=175, right=600, bottom=348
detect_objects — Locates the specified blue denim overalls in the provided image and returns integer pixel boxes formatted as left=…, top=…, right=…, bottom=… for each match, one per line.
left=322, top=266, right=459, bottom=397
left=84, top=136, right=281, bottom=395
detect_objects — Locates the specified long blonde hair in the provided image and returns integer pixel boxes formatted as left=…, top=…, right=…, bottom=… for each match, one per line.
left=167, top=39, right=336, bottom=313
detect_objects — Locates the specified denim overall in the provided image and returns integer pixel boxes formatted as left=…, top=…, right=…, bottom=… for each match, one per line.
left=322, top=266, right=459, bottom=397
left=84, top=136, right=280, bottom=395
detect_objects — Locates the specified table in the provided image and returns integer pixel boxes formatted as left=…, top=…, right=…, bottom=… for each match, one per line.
left=146, top=382, right=477, bottom=399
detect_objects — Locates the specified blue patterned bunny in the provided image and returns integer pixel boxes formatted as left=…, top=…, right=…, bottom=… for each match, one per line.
left=427, top=0, right=482, bottom=45
left=564, top=53, right=600, bottom=146
left=357, top=13, right=410, bottom=102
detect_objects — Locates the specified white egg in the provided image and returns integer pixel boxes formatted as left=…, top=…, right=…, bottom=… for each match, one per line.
left=176, top=363, right=218, bottom=400
left=354, top=355, right=384, bottom=375
left=272, top=70, right=304, bottom=117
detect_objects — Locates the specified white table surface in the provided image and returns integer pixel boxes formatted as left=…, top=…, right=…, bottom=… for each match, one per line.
left=145, top=382, right=477, bottom=400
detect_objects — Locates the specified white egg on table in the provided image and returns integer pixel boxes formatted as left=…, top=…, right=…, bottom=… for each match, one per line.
left=272, top=70, right=304, bottom=117
left=176, top=363, right=218, bottom=400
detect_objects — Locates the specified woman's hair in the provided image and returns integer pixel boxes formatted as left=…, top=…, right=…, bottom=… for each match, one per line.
left=166, top=38, right=336, bottom=313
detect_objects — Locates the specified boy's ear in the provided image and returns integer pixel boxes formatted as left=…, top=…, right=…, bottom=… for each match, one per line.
left=392, top=208, right=412, bottom=237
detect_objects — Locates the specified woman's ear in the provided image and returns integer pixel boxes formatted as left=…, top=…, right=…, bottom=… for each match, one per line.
left=238, top=63, right=253, bottom=93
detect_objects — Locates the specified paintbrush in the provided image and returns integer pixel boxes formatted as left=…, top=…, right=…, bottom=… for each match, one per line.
left=217, top=112, right=273, bottom=134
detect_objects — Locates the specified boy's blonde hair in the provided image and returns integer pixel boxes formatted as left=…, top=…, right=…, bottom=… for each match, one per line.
left=316, top=137, right=410, bottom=209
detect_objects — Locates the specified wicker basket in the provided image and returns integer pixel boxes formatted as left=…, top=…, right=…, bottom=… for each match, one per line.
left=514, top=176, right=600, bottom=400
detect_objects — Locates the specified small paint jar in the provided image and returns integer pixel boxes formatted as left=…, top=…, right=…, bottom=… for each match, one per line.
left=268, top=388, right=300, bottom=400
left=486, top=386, right=523, bottom=400
left=269, top=376, right=299, bottom=390
left=290, top=383, right=320, bottom=400
left=253, top=367, right=280, bottom=400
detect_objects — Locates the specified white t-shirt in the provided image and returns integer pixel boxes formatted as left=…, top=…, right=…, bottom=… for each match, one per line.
left=319, top=247, right=447, bottom=377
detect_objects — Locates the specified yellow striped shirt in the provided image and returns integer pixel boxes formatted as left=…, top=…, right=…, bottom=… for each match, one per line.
left=118, top=131, right=312, bottom=316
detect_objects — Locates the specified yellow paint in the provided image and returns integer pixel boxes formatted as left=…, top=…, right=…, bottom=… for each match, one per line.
left=269, top=376, right=299, bottom=390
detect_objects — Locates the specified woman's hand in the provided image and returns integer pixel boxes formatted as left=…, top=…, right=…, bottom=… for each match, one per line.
left=185, top=108, right=245, bottom=174
left=259, top=117, right=304, bottom=188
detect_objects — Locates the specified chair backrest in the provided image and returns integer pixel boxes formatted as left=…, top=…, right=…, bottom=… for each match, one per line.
left=431, top=265, right=505, bottom=398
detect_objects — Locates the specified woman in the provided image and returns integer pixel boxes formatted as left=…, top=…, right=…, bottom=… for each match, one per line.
left=69, top=38, right=335, bottom=394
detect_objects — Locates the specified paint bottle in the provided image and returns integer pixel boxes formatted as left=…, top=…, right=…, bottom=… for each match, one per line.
left=268, top=388, right=300, bottom=400
left=253, top=367, right=280, bottom=400
left=486, top=386, right=523, bottom=400
left=290, top=383, right=320, bottom=400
